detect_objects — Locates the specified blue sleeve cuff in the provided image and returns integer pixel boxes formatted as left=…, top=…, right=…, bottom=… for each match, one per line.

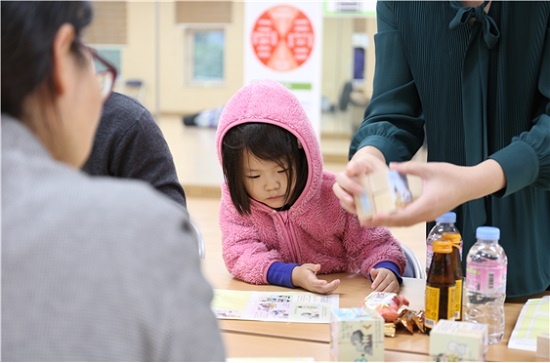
left=373, top=261, right=403, bottom=284
left=267, top=262, right=299, bottom=288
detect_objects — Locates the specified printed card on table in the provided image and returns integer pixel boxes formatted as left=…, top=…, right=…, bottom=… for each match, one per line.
left=212, top=289, right=339, bottom=324
left=508, top=296, right=550, bottom=351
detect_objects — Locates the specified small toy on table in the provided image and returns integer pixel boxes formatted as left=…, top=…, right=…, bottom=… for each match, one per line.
left=363, top=292, right=425, bottom=336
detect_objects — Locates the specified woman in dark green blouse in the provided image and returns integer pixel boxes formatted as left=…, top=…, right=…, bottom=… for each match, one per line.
left=333, top=1, right=549, bottom=298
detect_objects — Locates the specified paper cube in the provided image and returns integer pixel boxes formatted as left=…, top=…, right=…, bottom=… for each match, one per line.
left=355, top=171, right=415, bottom=220
left=429, top=319, right=488, bottom=362
left=330, top=307, right=384, bottom=362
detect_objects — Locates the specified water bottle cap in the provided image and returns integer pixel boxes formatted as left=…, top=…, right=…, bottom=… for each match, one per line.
left=436, top=212, right=456, bottom=223
left=476, top=226, right=500, bottom=240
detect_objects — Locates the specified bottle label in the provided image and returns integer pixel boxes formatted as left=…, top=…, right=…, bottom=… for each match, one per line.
left=425, top=285, right=440, bottom=328
left=447, top=286, right=456, bottom=320
left=454, top=278, right=463, bottom=320
left=466, top=262, right=507, bottom=293
left=425, top=285, right=456, bottom=328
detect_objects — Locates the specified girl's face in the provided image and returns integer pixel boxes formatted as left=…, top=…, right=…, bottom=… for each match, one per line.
left=242, top=149, right=295, bottom=209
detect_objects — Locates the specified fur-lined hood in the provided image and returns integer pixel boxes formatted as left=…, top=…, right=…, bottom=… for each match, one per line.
left=215, top=79, right=322, bottom=214
left=214, top=80, right=406, bottom=285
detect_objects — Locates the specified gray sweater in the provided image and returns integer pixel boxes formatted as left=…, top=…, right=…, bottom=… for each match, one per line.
left=1, top=115, right=225, bottom=361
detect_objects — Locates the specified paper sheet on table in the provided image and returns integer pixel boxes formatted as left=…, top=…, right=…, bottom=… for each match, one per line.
left=212, top=289, right=339, bottom=323
left=508, top=296, right=550, bottom=351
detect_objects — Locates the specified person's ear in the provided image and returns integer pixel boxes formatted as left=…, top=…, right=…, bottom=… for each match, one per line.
left=51, top=24, right=76, bottom=96
left=297, top=140, right=303, bottom=149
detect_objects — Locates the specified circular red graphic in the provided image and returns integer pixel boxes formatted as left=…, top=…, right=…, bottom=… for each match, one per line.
left=250, top=5, right=314, bottom=72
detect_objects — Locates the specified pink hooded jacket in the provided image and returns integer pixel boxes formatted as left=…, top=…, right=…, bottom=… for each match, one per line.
left=215, top=80, right=406, bottom=285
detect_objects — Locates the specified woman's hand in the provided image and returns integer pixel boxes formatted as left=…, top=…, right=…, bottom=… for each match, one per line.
left=333, top=146, right=388, bottom=215
left=291, top=263, right=340, bottom=294
left=360, top=159, right=506, bottom=227
left=370, top=268, right=400, bottom=293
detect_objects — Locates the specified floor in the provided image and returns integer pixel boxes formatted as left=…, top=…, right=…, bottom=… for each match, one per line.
left=157, top=109, right=428, bottom=273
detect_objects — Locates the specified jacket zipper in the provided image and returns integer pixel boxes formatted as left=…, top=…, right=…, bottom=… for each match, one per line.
left=273, top=210, right=300, bottom=262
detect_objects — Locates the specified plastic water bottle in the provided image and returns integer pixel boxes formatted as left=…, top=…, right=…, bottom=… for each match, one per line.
left=464, top=226, right=507, bottom=344
left=426, top=212, right=462, bottom=276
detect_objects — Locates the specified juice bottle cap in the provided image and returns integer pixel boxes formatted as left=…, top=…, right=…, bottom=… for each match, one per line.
left=433, top=240, right=453, bottom=253
left=441, top=232, right=462, bottom=247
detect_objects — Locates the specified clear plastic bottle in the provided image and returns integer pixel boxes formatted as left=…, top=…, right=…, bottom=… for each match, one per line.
left=426, top=212, right=462, bottom=277
left=464, top=226, right=508, bottom=344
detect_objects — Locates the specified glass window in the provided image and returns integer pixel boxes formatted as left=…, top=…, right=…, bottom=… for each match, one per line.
left=186, top=28, right=225, bottom=84
left=91, top=47, right=122, bottom=75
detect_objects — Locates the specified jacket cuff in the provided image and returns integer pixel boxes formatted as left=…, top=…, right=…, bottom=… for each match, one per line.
left=267, top=262, right=300, bottom=288
left=354, top=135, right=409, bottom=164
left=489, top=140, right=539, bottom=197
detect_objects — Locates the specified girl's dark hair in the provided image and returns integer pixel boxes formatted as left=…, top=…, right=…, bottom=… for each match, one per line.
left=1, top=1, right=93, bottom=118
left=222, top=123, right=308, bottom=215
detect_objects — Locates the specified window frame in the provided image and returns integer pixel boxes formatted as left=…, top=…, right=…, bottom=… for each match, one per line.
left=183, top=25, right=227, bottom=87
left=88, top=44, right=124, bottom=88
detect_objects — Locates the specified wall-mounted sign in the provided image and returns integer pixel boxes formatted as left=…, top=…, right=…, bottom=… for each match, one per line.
left=244, top=1, right=322, bottom=137
left=251, top=5, right=315, bottom=72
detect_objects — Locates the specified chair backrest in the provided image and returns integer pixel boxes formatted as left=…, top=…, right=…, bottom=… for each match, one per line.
left=124, top=79, right=144, bottom=102
left=400, top=242, right=425, bottom=279
left=192, top=222, right=205, bottom=259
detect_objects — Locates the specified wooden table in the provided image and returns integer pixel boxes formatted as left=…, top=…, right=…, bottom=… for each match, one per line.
left=209, top=271, right=548, bottom=361
left=224, top=332, right=431, bottom=361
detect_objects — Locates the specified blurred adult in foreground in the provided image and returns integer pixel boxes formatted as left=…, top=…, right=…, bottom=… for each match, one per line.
left=1, top=1, right=225, bottom=360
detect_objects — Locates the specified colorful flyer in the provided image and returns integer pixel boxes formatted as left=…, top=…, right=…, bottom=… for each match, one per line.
left=212, top=289, right=339, bottom=324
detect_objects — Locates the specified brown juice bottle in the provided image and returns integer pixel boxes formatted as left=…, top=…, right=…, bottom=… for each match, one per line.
left=424, top=240, right=456, bottom=334
left=442, top=232, right=463, bottom=321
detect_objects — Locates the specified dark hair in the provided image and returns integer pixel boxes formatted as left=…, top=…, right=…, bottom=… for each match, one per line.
left=1, top=1, right=93, bottom=118
left=221, top=123, right=308, bottom=215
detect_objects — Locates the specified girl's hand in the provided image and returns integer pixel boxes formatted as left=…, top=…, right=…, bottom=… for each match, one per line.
left=370, top=267, right=400, bottom=293
left=292, top=263, right=340, bottom=294
left=333, top=146, right=388, bottom=215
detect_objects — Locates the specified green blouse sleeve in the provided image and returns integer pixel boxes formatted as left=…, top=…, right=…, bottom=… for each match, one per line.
left=489, top=26, right=550, bottom=197
left=349, top=1, right=425, bottom=163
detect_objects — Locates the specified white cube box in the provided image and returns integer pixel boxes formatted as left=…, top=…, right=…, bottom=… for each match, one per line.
left=429, top=319, right=488, bottom=361
left=330, top=307, right=384, bottom=362
left=355, top=171, right=415, bottom=220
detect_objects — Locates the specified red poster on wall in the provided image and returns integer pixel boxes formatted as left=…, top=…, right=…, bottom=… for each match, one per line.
left=250, top=5, right=314, bottom=72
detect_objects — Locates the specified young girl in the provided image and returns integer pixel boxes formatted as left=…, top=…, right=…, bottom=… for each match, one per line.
left=216, top=79, right=406, bottom=294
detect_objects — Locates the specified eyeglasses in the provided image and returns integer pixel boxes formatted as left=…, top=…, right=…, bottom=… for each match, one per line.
left=75, top=39, right=118, bottom=102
